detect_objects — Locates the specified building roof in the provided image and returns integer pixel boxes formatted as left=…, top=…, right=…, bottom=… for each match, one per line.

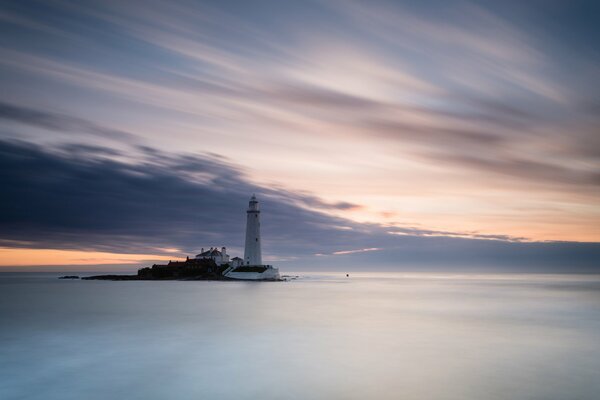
left=167, top=261, right=188, bottom=267
left=196, top=248, right=223, bottom=257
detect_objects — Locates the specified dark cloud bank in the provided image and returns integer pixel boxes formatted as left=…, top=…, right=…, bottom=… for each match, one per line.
left=1, top=139, right=598, bottom=272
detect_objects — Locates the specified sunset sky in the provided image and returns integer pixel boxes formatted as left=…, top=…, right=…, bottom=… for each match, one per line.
left=1, top=0, right=599, bottom=270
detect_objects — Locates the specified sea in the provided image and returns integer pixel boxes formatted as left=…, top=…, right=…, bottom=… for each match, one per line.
left=1, top=271, right=599, bottom=400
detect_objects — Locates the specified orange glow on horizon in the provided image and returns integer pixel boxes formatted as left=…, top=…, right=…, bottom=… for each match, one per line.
left=0, top=248, right=175, bottom=267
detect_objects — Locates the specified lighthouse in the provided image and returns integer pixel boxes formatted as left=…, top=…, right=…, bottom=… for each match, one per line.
left=223, top=195, right=280, bottom=280
left=244, top=194, right=262, bottom=265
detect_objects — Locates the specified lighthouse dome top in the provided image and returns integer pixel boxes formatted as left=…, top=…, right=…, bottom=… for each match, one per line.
left=248, top=194, right=259, bottom=212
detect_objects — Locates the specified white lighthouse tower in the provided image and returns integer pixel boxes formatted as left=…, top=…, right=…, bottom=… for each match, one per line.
left=244, top=194, right=262, bottom=266
left=223, top=194, right=280, bottom=280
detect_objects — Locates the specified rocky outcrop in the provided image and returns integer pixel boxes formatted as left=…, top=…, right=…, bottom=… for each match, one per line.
left=83, top=258, right=227, bottom=280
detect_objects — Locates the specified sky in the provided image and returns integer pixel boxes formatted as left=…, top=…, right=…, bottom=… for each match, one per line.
left=0, top=0, right=599, bottom=271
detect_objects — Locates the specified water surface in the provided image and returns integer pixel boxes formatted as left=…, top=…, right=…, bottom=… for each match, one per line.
left=1, top=272, right=599, bottom=399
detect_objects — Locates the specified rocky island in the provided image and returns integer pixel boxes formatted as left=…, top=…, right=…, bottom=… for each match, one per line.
left=84, top=257, right=229, bottom=281
left=83, top=195, right=280, bottom=281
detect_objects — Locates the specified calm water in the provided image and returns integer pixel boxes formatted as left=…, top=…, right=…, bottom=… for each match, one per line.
left=1, top=272, right=599, bottom=399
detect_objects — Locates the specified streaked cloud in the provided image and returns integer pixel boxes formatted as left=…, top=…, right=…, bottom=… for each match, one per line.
left=0, top=0, right=599, bottom=267
left=0, top=101, right=138, bottom=142
left=331, top=248, right=382, bottom=255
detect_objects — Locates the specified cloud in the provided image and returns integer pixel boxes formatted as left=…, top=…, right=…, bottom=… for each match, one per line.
left=387, top=228, right=527, bottom=243
left=363, top=117, right=505, bottom=147
left=265, top=83, right=382, bottom=110
left=0, top=0, right=598, bottom=245
left=331, top=247, right=382, bottom=255
left=431, top=152, right=600, bottom=187
left=0, top=138, right=367, bottom=257
left=0, top=101, right=138, bottom=142
left=0, top=139, right=598, bottom=271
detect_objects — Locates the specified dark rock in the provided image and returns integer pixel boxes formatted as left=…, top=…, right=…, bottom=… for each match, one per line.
left=83, top=258, right=226, bottom=281
left=82, top=275, right=139, bottom=280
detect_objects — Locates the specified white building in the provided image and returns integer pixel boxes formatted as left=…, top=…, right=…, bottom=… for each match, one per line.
left=244, top=194, right=262, bottom=265
left=230, top=257, right=244, bottom=267
left=224, top=195, right=280, bottom=280
left=195, top=247, right=230, bottom=266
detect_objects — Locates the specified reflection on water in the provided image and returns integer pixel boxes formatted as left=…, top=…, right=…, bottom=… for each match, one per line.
left=1, top=272, right=599, bottom=399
